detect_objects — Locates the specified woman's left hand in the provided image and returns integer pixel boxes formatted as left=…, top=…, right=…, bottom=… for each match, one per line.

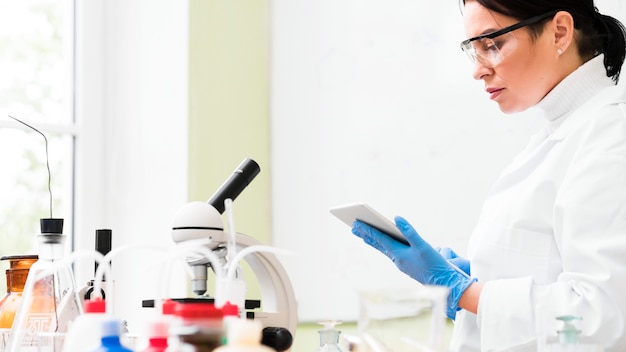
left=352, top=216, right=477, bottom=319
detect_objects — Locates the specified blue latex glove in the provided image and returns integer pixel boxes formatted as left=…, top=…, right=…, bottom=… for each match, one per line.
left=352, top=216, right=477, bottom=320
left=437, top=247, right=470, bottom=276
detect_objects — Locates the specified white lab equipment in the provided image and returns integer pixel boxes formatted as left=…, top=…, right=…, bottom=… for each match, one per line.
left=168, top=159, right=297, bottom=351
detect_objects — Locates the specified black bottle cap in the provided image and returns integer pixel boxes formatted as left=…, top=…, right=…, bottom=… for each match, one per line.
left=94, top=229, right=113, bottom=277
left=95, top=229, right=112, bottom=256
left=0, top=254, right=38, bottom=261
left=40, top=218, right=64, bottom=234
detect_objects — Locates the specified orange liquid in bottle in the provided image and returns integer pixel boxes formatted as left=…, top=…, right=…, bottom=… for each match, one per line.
left=0, top=255, right=38, bottom=329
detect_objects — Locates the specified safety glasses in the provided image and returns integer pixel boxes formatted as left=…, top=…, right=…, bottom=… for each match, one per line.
left=460, top=10, right=558, bottom=68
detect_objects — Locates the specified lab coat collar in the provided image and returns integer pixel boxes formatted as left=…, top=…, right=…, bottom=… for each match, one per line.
left=502, top=58, right=626, bottom=176
left=531, top=55, right=625, bottom=142
left=546, top=83, right=626, bottom=141
left=535, top=55, right=613, bottom=123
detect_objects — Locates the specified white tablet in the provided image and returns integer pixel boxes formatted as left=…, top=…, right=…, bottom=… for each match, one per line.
left=329, top=202, right=408, bottom=245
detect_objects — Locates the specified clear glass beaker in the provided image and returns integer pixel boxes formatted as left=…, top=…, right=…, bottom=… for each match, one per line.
left=358, top=285, right=448, bottom=352
left=5, top=219, right=83, bottom=352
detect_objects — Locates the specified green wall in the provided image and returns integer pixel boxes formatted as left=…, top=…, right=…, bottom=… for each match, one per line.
left=188, top=0, right=271, bottom=242
left=187, top=0, right=276, bottom=340
left=187, top=2, right=346, bottom=350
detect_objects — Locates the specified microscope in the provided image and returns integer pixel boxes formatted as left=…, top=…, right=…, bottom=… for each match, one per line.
left=168, top=158, right=297, bottom=350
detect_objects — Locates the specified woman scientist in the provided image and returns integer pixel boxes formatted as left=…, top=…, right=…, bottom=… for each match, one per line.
left=351, top=0, right=626, bottom=351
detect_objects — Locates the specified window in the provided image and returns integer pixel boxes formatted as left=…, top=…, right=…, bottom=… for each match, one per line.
left=0, top=0, right=188, bottom=329
left=0, top=0, right=76, bottom=292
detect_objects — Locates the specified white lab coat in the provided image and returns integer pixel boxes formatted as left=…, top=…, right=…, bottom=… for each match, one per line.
left=450, top=56, right=626, bottom=351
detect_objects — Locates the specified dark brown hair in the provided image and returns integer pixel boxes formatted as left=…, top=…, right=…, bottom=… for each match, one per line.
left=462, top=0, right=626, bottom=83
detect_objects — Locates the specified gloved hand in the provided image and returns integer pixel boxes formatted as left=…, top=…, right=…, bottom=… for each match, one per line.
left=352, top=216, right=477, bottom=320
left=436, top=247, right=470, bottom=276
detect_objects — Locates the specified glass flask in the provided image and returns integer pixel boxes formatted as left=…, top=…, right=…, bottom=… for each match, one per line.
left=0, top=255, right=38, bottom=350
left=6, top=219, right=83, bottom=352
left=544, top=315, right=605, bottom=352
left=316, top=321, right=343, bottom=352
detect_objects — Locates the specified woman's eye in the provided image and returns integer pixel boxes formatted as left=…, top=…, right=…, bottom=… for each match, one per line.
left=485, top=43, right=498, bottom=51
left=492, top=40, right=505, bottom=50
left=483, top=39, right=504, bottom=52
left=478, top=43, right=497, bottom=54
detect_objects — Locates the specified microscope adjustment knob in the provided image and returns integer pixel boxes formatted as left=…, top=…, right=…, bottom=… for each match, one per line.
left=261, top=327, right=293, bottom=352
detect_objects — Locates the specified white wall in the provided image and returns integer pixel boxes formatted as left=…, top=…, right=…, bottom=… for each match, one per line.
left=271, top=0, right=626, bottom=322
left=74, top=0, right=189, bottom=335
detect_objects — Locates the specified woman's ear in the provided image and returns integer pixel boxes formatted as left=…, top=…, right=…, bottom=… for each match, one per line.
left=552, top=11, right=575, bottom=55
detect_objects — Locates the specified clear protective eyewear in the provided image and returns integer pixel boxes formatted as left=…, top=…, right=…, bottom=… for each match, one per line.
left=460, top=10, right=558, bottom=68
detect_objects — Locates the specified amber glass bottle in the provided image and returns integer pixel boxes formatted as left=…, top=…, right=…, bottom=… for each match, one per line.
left=0, top=255, right=38, bottom=328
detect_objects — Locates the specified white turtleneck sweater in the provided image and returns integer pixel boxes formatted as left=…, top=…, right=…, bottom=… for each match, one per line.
left=450, top=55, right=626, bottom=352
left=536, top=54, right=617, bottom=135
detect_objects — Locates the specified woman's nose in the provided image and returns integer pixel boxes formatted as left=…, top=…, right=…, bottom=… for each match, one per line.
left=472, top=60, right=492, bottom=80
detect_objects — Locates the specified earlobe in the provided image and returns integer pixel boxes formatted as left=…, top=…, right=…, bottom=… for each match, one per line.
left=552, top=11, right=574, bottom=54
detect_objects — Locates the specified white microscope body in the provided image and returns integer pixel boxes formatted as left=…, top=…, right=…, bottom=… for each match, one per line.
left=169, top=159, right=297, bottom=349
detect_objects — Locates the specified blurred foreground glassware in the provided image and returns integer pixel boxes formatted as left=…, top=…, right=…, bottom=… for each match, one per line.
left=358, top=285, right=448, bottom=352
left=170, top=303, right=225, bottom=351
left=6, top=219, right=83, bottom=352
left=316, top=320, right=343, bottom=351
left=541, top=315, right=605, bottom=352
left=35, top=332, right=66, bottom=352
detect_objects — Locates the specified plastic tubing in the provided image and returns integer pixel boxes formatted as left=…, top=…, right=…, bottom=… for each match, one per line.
left=224, top=198, right=237, bottom=268
left=92, top=243, right=170, bottom=314
left=91, top=241, right=223, bottom=314
left=218, top=244, right=292, bottom=305
left=155, top=239, right=225, bottom=313
left=20, top=239, right=225, bottom=319
left=89, top=239, right=224, bottom=315
left=225, top=245, right=291, bottom=283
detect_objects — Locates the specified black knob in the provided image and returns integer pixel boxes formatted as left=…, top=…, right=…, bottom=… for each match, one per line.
left=261, top=327, right=293, bottom=351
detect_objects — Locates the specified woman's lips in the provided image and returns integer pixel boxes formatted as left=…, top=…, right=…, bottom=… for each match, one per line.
left=487, top=87, right=504, bottom=100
